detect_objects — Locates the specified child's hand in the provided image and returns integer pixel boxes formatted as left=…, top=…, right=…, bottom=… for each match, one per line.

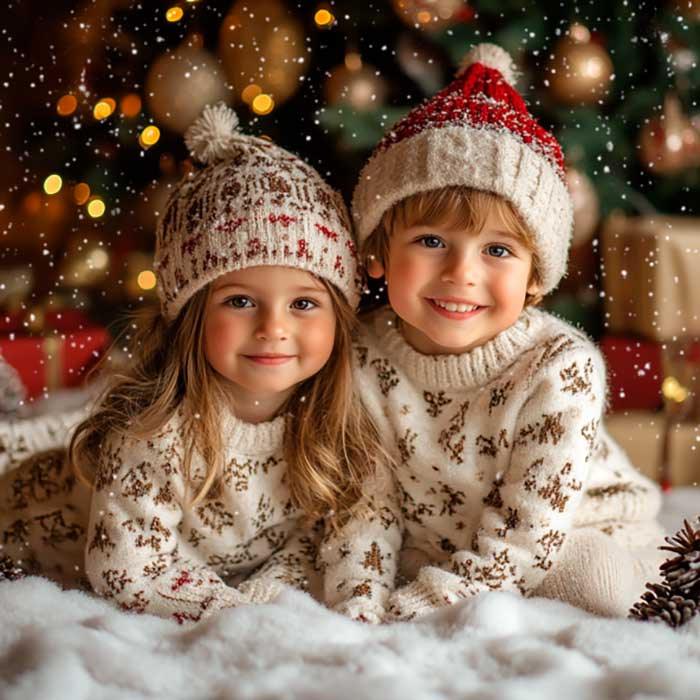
left=333, top=597, right=386, bottom=624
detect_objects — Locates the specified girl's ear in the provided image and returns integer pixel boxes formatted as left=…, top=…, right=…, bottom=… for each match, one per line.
left=526, top=280, right=541, bottom=296
left=366, top=257, right=385, bottom=279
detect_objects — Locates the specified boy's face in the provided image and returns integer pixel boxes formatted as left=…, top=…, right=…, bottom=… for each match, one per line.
left=369, top=209, right=539, bottom=355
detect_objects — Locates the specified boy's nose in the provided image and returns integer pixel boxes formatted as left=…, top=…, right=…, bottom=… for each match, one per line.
left=440, top=252, right=478, bottom=285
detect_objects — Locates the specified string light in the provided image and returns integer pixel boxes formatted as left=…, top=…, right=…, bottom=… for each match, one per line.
left=43, top=174, right=63, bottom=195
left=56, top=95, right=77, bottom=116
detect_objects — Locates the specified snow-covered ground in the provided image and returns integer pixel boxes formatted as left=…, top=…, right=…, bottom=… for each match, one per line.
left=0, top=488, right=698, bottom=700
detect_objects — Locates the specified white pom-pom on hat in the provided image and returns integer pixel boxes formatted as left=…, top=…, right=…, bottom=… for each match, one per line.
left=457, top=43, right=517, bottom=86
left=184, top=102, right=242, bottom=165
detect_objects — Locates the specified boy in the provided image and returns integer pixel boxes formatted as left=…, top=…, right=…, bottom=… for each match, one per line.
left=321, top=44, right=664, bottom=622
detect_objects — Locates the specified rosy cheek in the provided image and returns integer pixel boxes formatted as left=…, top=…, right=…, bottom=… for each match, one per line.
left=300, top=316, right=336, bottom=363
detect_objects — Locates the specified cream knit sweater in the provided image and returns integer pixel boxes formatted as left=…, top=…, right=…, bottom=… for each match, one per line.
left=321, top=307, right=662, bottom=621
left=86, top=408, right=318, bottom=623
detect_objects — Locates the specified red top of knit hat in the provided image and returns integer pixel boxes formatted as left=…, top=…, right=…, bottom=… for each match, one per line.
left=375, top=62, right=566, bottom=179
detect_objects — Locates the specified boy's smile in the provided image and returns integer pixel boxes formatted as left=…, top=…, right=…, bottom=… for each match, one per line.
left=369, top=210, right=539, bottom=355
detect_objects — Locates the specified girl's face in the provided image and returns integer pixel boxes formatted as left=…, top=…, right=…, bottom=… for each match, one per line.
left=204, top=266, right=336, bottom=415
left=370, top=209, right=539, bottom=355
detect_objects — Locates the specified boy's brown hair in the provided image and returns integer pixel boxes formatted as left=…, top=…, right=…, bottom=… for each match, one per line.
left=361, top=186, right=543, bottom=306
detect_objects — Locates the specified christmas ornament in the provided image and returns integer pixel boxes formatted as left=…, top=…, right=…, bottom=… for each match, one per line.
left=547, top=23, right=614, bottom=105
left=638, top=93, right=700, bottom=174
left=0, top=353, right=26, bottom=416
left=676, top=0, right=700, bottom=22
left=565, top=166, right=599, bottom=246
left=219, top=0, right=306, bottom=106
left=324, top=58, right=388, bottom=111
left=630, top=518, right=700, bottom=627
left=146, top=43, right=229, bottom=134
left=391, top=0, right=469, bottom=31
left=397, top=33, right=445, bottom=96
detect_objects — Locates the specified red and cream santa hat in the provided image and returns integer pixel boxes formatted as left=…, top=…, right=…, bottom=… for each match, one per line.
left=352, top=43, right=573, bottom=295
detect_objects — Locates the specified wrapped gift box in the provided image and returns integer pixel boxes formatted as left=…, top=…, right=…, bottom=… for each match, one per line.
left=0, top=310, right=110, bottom=400
left=605, top=410, right=700, bottom=486
left=601, top=214, right=700, bottom=341
left=600, top=336, right=663, bottom=413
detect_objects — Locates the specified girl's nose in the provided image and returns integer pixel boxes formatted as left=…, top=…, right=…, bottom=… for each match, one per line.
left=254, top=311, right=288, bottom=341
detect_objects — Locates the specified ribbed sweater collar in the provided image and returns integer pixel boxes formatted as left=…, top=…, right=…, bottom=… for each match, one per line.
left=365, top=306, right=547, bottom=390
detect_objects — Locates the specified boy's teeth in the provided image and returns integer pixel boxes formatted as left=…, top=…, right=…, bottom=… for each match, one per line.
left=433, top=300, right=478, bottom=313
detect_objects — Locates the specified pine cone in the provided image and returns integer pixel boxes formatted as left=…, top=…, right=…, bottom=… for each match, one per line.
left=629, top=518, right=700, bottom=628
left=0, top=555, right=26, bottom=582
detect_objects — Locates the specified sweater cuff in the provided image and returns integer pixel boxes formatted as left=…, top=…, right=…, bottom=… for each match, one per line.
left=237, top=577, right=286, bottom=605
left=333, top=597, right=386, bottom=624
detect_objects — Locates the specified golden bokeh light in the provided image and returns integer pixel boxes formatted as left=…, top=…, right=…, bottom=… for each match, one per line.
left=137, top=270, right=157, bottom=290
left=87, top=198, right=106, bottom=218
left=93, top=99, right=116, bottom=120
left=120, top=93, right=142, bottom=117
left=314, top=8, right=334, bottom=26
left=139, top=125, right=161, bottom=148
left=43, top=174, right=63, bottom=195
left=57, top=95, right=78, bottom=116
left=166, top=6, right=184, bottom=22
left=241, top=84, right=262, bottom=104
left=73, top=183, right=91, bottom=205
left=251, top=93, right=274, bottom=115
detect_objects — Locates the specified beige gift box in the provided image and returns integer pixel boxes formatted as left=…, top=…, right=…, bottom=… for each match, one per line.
left=601, top=214, right=700, bottom=341
left=605, top=410, right=700, bottom=486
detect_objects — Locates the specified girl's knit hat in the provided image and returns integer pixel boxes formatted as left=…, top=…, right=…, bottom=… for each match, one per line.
left=352, top=43, right=573, bottom=295
left=155, top=103, right=360, bottom=320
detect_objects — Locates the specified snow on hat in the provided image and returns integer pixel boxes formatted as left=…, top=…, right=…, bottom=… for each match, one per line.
left=352, top=43, right=574, bottom=295
left=155, top=103, right=360, bottom=320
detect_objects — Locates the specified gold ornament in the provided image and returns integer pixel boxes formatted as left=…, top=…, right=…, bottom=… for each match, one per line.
left=219, top=0, right=306, bottom=107
left=638, top=94, right=700, bottom=174
left=547, top=23, right=614, bottom=105
left=565, top=167, right=599, bottom=246
left=146, top=43, right=229, bottom=134
left=324, top=57, right=388, bottom=111
left=391, top=0, right=466, bottom=31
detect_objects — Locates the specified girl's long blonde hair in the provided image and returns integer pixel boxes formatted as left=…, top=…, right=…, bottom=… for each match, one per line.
left=69, top=278, right=383, bottom=521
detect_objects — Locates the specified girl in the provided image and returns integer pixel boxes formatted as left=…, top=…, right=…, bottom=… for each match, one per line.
left=320, top=44, right=665, bottom=622
left=2, top=104, right=383, bottom=624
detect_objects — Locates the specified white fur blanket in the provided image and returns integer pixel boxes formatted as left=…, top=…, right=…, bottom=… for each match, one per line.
left=1, top=489, right=699, bottom=700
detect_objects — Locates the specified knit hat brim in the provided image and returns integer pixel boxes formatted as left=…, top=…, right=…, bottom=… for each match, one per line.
left=352, top=125, right=573, bottom=295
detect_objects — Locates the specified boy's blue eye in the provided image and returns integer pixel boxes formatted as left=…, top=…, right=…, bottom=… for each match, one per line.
left=292, top=298, right=317, bottom=311
left=486, top=245, right=511, bottom=258
left=226, top=295, right=254, bottom=308
left=419, top=235, right=444, bottom=249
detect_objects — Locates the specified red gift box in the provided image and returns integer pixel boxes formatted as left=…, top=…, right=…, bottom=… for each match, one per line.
left=0, top=310, right=110, bottom=400
left=600, top=336, right=663, bottom=413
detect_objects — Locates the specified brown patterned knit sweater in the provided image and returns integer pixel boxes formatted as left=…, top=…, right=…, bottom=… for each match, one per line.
left=86, top=408, right=318, bottom=624
left=321, top=307, right=662, bottom=621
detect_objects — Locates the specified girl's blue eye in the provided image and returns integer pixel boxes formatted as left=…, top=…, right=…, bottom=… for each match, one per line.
left=226, top=296, right=253, bottom=308
left=419, top=236, right=444, bottom=249
left=292, top=298, right=317, bottom=311
left=486, top=245, right=511, bottom=258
